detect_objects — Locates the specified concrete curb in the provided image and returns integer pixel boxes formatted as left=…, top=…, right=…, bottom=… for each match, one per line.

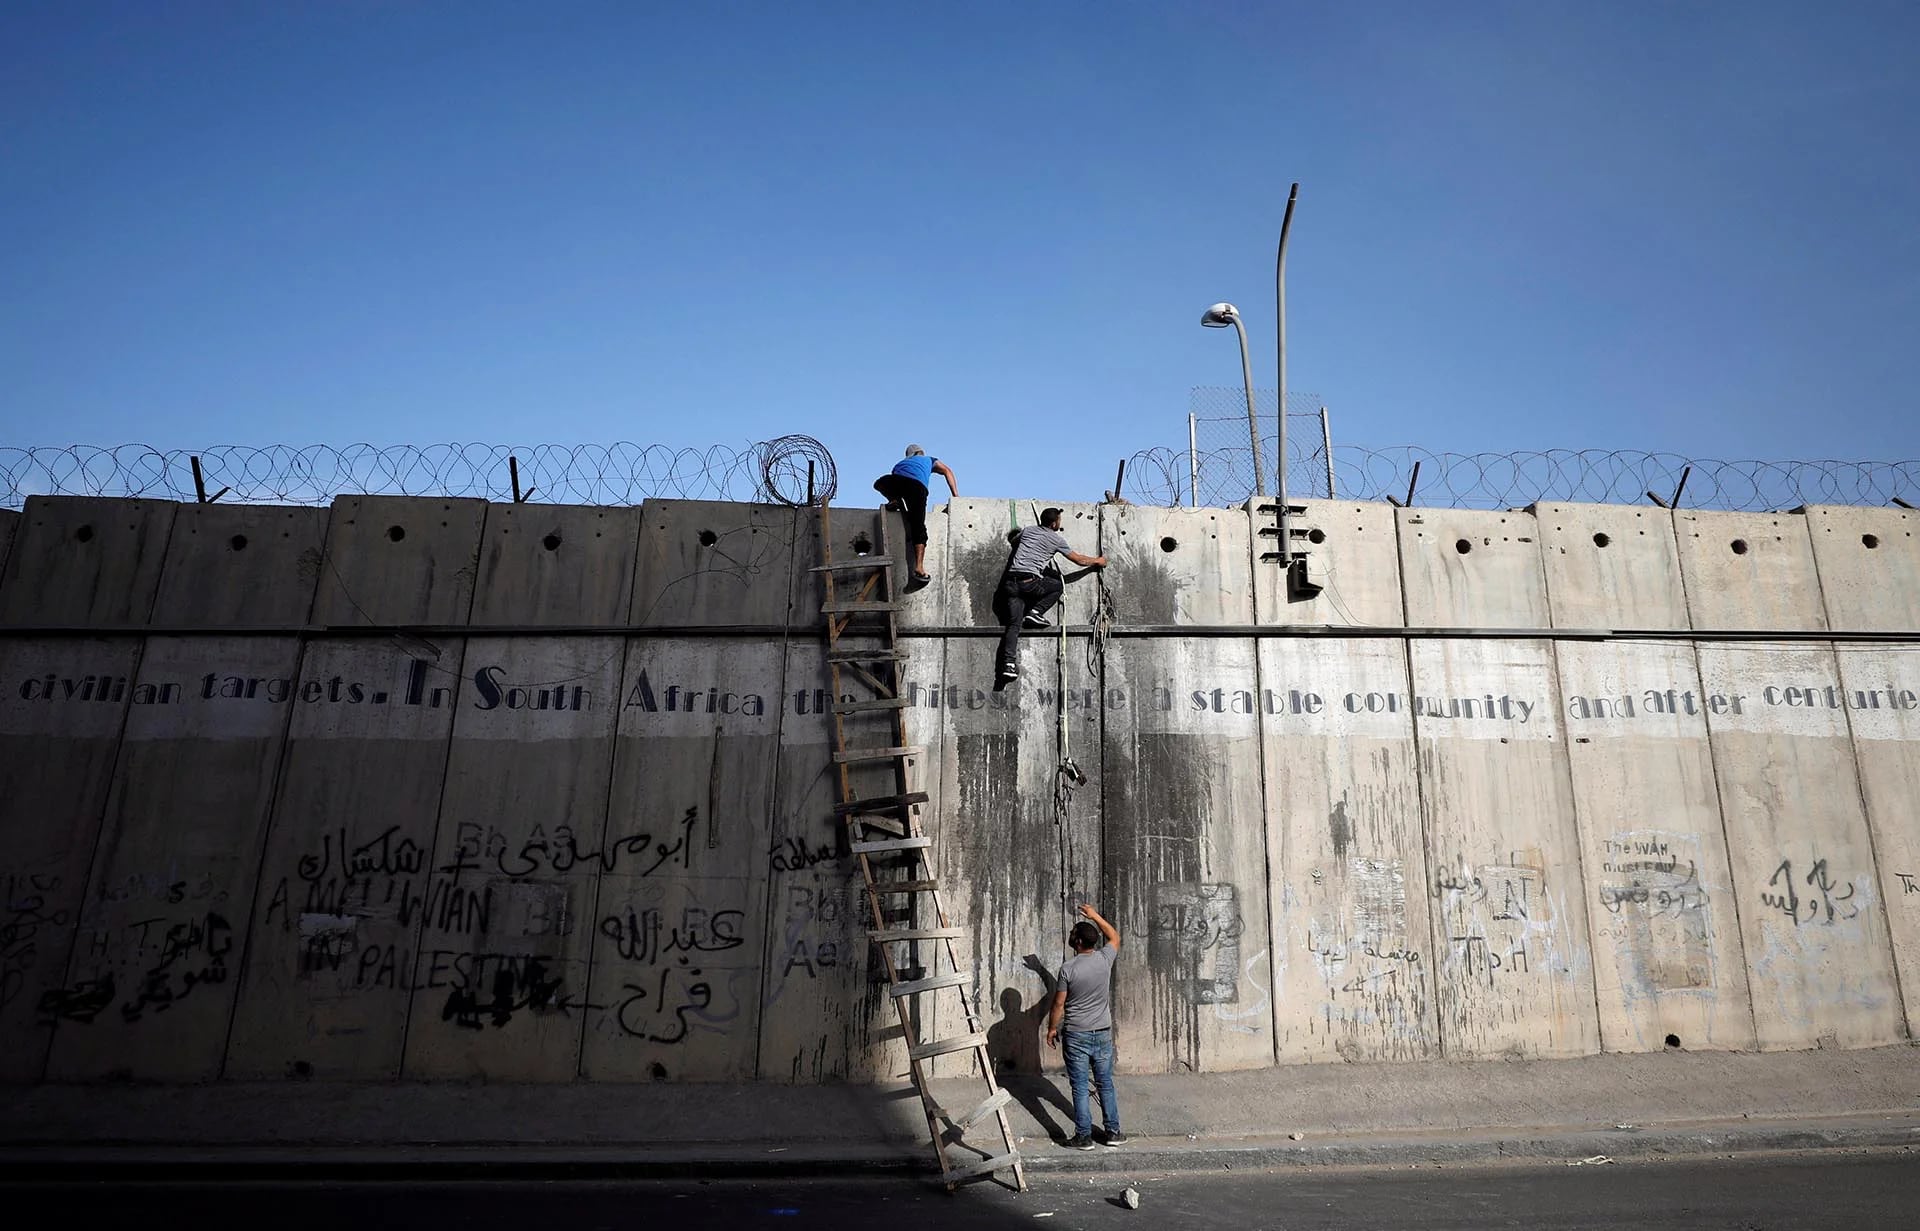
left=3, top=1113, right=1915, bottom=1181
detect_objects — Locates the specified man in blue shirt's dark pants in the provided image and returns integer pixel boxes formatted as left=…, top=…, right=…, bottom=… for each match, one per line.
left=872, top=445, right=958, bottom=585
left=1047, top=903, right=1128, bottom=1149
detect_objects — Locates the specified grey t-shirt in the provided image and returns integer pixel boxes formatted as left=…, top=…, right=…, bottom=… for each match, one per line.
left=1056, top=943, right=1117, bottom=1032
left=1008, top=525, right=1071, bottom=576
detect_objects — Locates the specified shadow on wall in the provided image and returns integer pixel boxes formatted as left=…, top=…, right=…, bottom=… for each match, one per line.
left=984, top=955, right=1074, bottom=1142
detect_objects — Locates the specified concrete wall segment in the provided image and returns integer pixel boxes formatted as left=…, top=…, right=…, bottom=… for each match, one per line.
left=45, top=634, right=300, bottom=1081
left=928, top=635, right=1099, bottom=1079
left=1832, top=646, right=1920, bottom=1036
left=0, top=636, right=141, bottom=1082
left=1103, top=636, right=1273, bottom=1073
left=1555, top=639, right=1757, bottom=1052
left=1538, top=504, right=1689, bottom=630
left=1411, top=639, right=1600, bottom=1059
left=471, top=504, right=641, bottom=625
left=401, top=635, right=626, bottom=1081
left=1396, top=507, right=1550, bottom=628
left=941, top=498, right=1103, bottom=630
left=1257, top=499, right=1406, bottom=628
left=1261, top=637, right=1438, bottom=1064
left=311, top=497, right=484, bottom=627
left=1806, top=506, right=1920, bottom=632
left=1675, top=510, right=1825, bottom=632
left=1102, top=504, right=1252, bottom=625
left=1697, top=643, right=1904, bottom=1048
left=223, top=637, right=466, bottom=1079
left=758, top=638, right=912, bottom=1084
left=0, top=497, right=175, bottom=627
left=582, top=638, right=782, bottom=1081
left=150, top=504, right=329, bottom=626
left=0, top=510, right=18, bottom=600
left=631, top=500, right=801, bottom=629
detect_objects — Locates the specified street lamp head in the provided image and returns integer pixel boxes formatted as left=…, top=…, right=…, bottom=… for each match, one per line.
left=1200, top=302, right=1240, bottom=328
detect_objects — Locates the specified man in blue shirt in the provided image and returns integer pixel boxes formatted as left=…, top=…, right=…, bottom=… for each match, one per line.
left=1047, top=903, right=1126, bottom=1149
left=872, top=445, right=958, bottom=585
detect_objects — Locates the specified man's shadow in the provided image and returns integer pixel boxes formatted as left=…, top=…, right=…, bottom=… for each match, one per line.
left=983, top=954, right=1075, bottom=1140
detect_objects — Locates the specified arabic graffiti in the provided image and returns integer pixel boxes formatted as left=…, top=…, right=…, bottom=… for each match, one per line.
left=443, top=810, right=700, bottom=880
left=614, top=958, right=713, bottom=1044
left=599, top=905, right=745, bottom=965
left=1761, top=858, right=1861, bottom=927
left=1149, top=883, right=1244, bottom=1005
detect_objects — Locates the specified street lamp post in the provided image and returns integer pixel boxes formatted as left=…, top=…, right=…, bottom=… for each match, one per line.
left=1200, top=302, right=1265, bottom=497
left=1274, top=182, right=1299, bottom=580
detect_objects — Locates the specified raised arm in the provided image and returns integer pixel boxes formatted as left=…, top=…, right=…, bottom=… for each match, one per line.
left=1063, top=548, right=1106, bottom=568
left=1078, top=903, right=1120, bottom=951
left=931, top=459, right=959, bottom=497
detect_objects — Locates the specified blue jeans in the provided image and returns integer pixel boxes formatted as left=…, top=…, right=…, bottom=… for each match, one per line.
left=1062, top=1028, right=1120, bottom=1139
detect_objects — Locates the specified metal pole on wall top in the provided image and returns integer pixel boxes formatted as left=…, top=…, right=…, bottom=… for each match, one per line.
left=1320, top=406, right=1335, bottom=498
left=1275, top=183, right=1299, bottom=577
left=1188, top=413, right=1199, bottom=508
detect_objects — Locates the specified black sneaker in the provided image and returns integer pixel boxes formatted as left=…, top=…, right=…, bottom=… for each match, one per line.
left=992, top=665, right=1018, bottom=693
left=1022, top=612, right=1052, bottom=629
left=1061, top=1134, right=1096, bottom=1150
left=1101, top=1130, right=1129, bottom=1147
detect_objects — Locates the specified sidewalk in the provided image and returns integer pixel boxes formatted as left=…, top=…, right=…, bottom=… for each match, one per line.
left=3, top=1044, right=1918, bottom=1177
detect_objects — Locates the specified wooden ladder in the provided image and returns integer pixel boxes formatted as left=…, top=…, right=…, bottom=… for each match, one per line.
left=813, top=501, right=1027, bottom=1193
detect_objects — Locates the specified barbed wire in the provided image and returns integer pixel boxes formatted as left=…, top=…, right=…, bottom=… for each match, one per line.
left=3, top=437, right=1916, bottom=514
left=1124, top=439, right=1920, bottom=512
left=0, top=441, right=838, bottom=510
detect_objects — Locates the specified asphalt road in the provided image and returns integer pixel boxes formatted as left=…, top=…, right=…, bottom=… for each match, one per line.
left=10, top=1150, right=1917, bottom=1229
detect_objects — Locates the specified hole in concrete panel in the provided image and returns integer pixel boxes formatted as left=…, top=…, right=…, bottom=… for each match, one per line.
left=289, top=1059, right=313, bottom=1080
left=1592, top=532, right=1611, bottom=548
left=1307, top=528, right=1326, bottom=544
left=851, top=532, right=873, bottom=555
left=1863, top=533, right=1880, bottom=549
left=387, top=525, right=406, bottom=542
left=1454, top=539, right=1472, bottom=554
left=1664, top=1034, right=1682, bottom=1049
left=542, top=533, right=562, bottom=552
left=1160, top=536, right=1177, bottom=553
left=229, top=534, right=249, bottom=552
left=649, top=1061, right=668, bottom=1080
left=1730, top=539, right=1748, bottom=555
left=697, top=529, right=717, bottom=547
left=75, top=524, right=95, bottom=543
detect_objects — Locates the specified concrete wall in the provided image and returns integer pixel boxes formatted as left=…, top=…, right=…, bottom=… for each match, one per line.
left=2, top=494, right=1917, bottom=1087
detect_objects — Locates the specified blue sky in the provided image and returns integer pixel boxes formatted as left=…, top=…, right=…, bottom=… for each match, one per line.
left=3, top=1, right=1916, bottom=503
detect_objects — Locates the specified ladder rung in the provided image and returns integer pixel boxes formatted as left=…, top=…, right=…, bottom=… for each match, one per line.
left=832, top=696, right=909, bottom=713
left=949, top=1087, right=1014, bottom=1132
left=833, top=744, right=925, bottom=763
left=849, top=836, right=932, bottom=855
left=910, top=1030, right=988, bottom=1061
left=809, top=557, right=898, bottom=572
left=827, top=648, right=911, bottom=664
left=848, top=813, right=908, bottom=838
left=867, top=879, right=940, bottom=894
left=872, top=927, right=966, bottom=943
left=821, top=600, right=901, bottom=614
left=942, top=1150, right=1021, bottom=1184
left=890, top=971, right=971, bottom=998
left=834, top=791, right=929, bottom=816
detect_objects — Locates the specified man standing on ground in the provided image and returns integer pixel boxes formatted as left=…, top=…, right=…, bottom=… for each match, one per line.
left=994, top=507, right=1105, bottom=689
left=1046, top=903, right=1126, bottom=1150
left=872, top=445, right=958, bottom=587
